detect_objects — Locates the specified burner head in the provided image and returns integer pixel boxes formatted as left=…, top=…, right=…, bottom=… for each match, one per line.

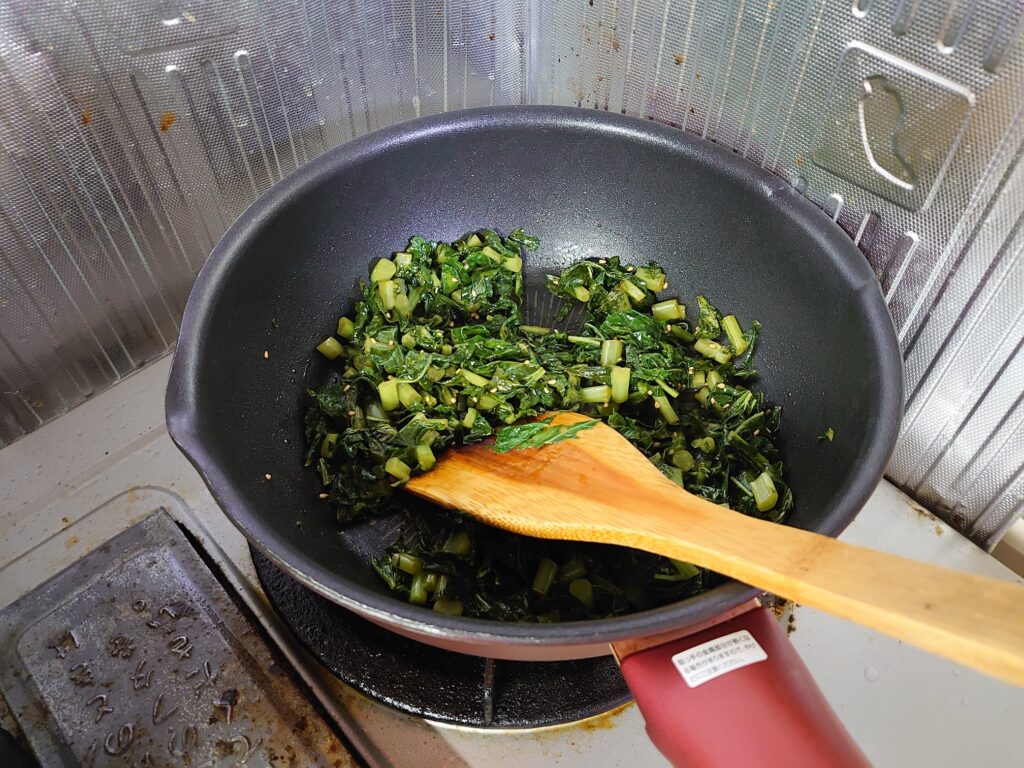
left=252, top=549, right=631, bottom=728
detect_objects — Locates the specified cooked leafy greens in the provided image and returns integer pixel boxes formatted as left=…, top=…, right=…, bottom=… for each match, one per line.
left=305, top=229, right=792, bottom=621
left=493, top=417, right=600, bottom=453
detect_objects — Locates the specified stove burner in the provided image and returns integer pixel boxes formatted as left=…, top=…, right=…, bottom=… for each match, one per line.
left=252, top=549, right=632, bottom=728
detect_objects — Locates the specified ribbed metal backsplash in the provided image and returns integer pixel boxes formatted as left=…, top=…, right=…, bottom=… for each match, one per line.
left=0, top=0, right=1021, bottom=548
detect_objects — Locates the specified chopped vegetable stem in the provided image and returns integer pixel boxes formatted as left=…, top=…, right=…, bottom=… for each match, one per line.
left=444, top=531, right=472, bottom=555
left=398, top=382, right=422, bottom=408
left=409, top=572, right=428, bottom=604
left=558, top=558, right=587, bottom=583
left=384, top=456, right=411, bottom=481
left=722, top=315, right=749, bottom=354
left=600, top=338, right=624, bottom=367
left=396, top=553, right=422, bottom=575
left=751, top=471, right=778, bottom=512
left=579, top=385, right=612, bottom=404
left=653, top=394, right=679, bottom=424
left=336, top=317, right=355, bottom=339
left=414, top=443, right=436, bottom=470
left=618, top=279, right=646, bottom=303
left=378, top=379, right=400, bottom=411
left=316, top=337, right=344, bottom=359
left=652, top=298, right=683, bottom=321
left=433, top=598, right=464, bottom=616
left=460, top=368, right=491, bottom=388
left=610, top=366, right=631, bottom=403
left=370, top=258, right=397, bottom=283
left=320, top=432, right=339, bottom=458
left=694, top=338, right=733, bottom=364
left=569, top=578, right=595, bottom=611
left=532, top=558, right=559, bottom=596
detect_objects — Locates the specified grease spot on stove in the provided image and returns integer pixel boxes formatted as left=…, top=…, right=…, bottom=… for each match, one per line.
left=577, top=700, right=633, bottom=731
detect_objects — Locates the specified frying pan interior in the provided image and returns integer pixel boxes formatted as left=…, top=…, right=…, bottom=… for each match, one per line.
left=167, top=107, right=903, bottom=655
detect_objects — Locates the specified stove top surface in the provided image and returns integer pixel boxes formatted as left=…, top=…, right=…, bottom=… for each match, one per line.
left=2, top=356, right=1023, bottom=768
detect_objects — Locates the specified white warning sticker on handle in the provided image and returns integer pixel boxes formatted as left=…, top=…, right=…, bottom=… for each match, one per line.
left=671, top=629, right=767, bottom=688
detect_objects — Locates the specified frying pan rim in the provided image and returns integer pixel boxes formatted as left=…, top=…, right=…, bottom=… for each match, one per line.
left=166, top=105, right=905, bottom=650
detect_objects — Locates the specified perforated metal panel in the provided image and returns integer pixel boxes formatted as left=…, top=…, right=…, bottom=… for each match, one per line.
left=0, top=0, right=1021, bottom=548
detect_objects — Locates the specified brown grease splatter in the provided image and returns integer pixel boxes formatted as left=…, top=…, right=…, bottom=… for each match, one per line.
left=578, top=701, right=633, bottom=731
left=81, top=111, right=93, bottom=126
left=159, top=112, right=177, bottom=132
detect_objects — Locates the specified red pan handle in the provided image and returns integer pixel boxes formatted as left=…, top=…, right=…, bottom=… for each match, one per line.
left=616, top=604, right=869, bottom=768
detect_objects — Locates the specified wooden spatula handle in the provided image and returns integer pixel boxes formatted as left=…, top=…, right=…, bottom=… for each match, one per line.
left=621, top=486, right=1024, bottom=687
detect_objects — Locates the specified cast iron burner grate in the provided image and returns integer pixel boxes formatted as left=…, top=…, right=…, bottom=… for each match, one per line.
left=252, top=549, right=632, bottom=728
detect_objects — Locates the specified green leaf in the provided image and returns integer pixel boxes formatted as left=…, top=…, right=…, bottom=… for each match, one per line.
left=493, top=418, right=599, bottom=453
left=695, top=295, right=722, bottom=339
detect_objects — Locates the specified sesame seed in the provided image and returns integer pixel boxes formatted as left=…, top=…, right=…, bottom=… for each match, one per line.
left=653, top=400, right=661, bottom=408
left=450, top=398, right=457, bottom=404
left=688, top=367, right=694, bottom=374
left=490, top=387, right=498, bottom=393
left=666, top=325, right=672, bottom=332
left=319, top=493, right=329, bottom=499
left=471, top=396, right=478, bottom=402
left=264, top=473, right=272, bottom=481
left=626, top=265, right=635, bottom=272
left=263, top=350, right=269, bottom=359
left=347, top=410, right=356, bottom=417
left=710, top=398, right=717, bottom=405
left=343, top=384, right=351, bottom=392
left=598, top=258, right=607, bottom=265
left=717, top=383, right=725, bottom=389
left=547, top=379, right=557, bottom=386
left=753, top=429, right=760, bottom=436
left=388, top=340, right=394, bottom=346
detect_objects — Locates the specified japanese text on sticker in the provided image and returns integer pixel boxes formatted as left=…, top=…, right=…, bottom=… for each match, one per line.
left=671, top=630, right=767, bottom=687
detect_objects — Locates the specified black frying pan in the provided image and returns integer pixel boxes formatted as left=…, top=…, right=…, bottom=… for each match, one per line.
left=166, top=106, right=902, bottom=658
left=167, top=107, right=902, bottom=766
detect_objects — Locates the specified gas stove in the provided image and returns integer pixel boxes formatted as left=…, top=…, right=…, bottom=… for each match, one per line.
left=1, top=355, right=1022, bottom=767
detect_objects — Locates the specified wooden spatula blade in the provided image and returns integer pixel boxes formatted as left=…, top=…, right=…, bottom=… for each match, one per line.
left=409, top=411, right=676, bottom=542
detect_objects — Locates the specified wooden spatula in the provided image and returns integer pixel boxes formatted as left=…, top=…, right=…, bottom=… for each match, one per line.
left=407, top=411, right=1024, bottom=687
